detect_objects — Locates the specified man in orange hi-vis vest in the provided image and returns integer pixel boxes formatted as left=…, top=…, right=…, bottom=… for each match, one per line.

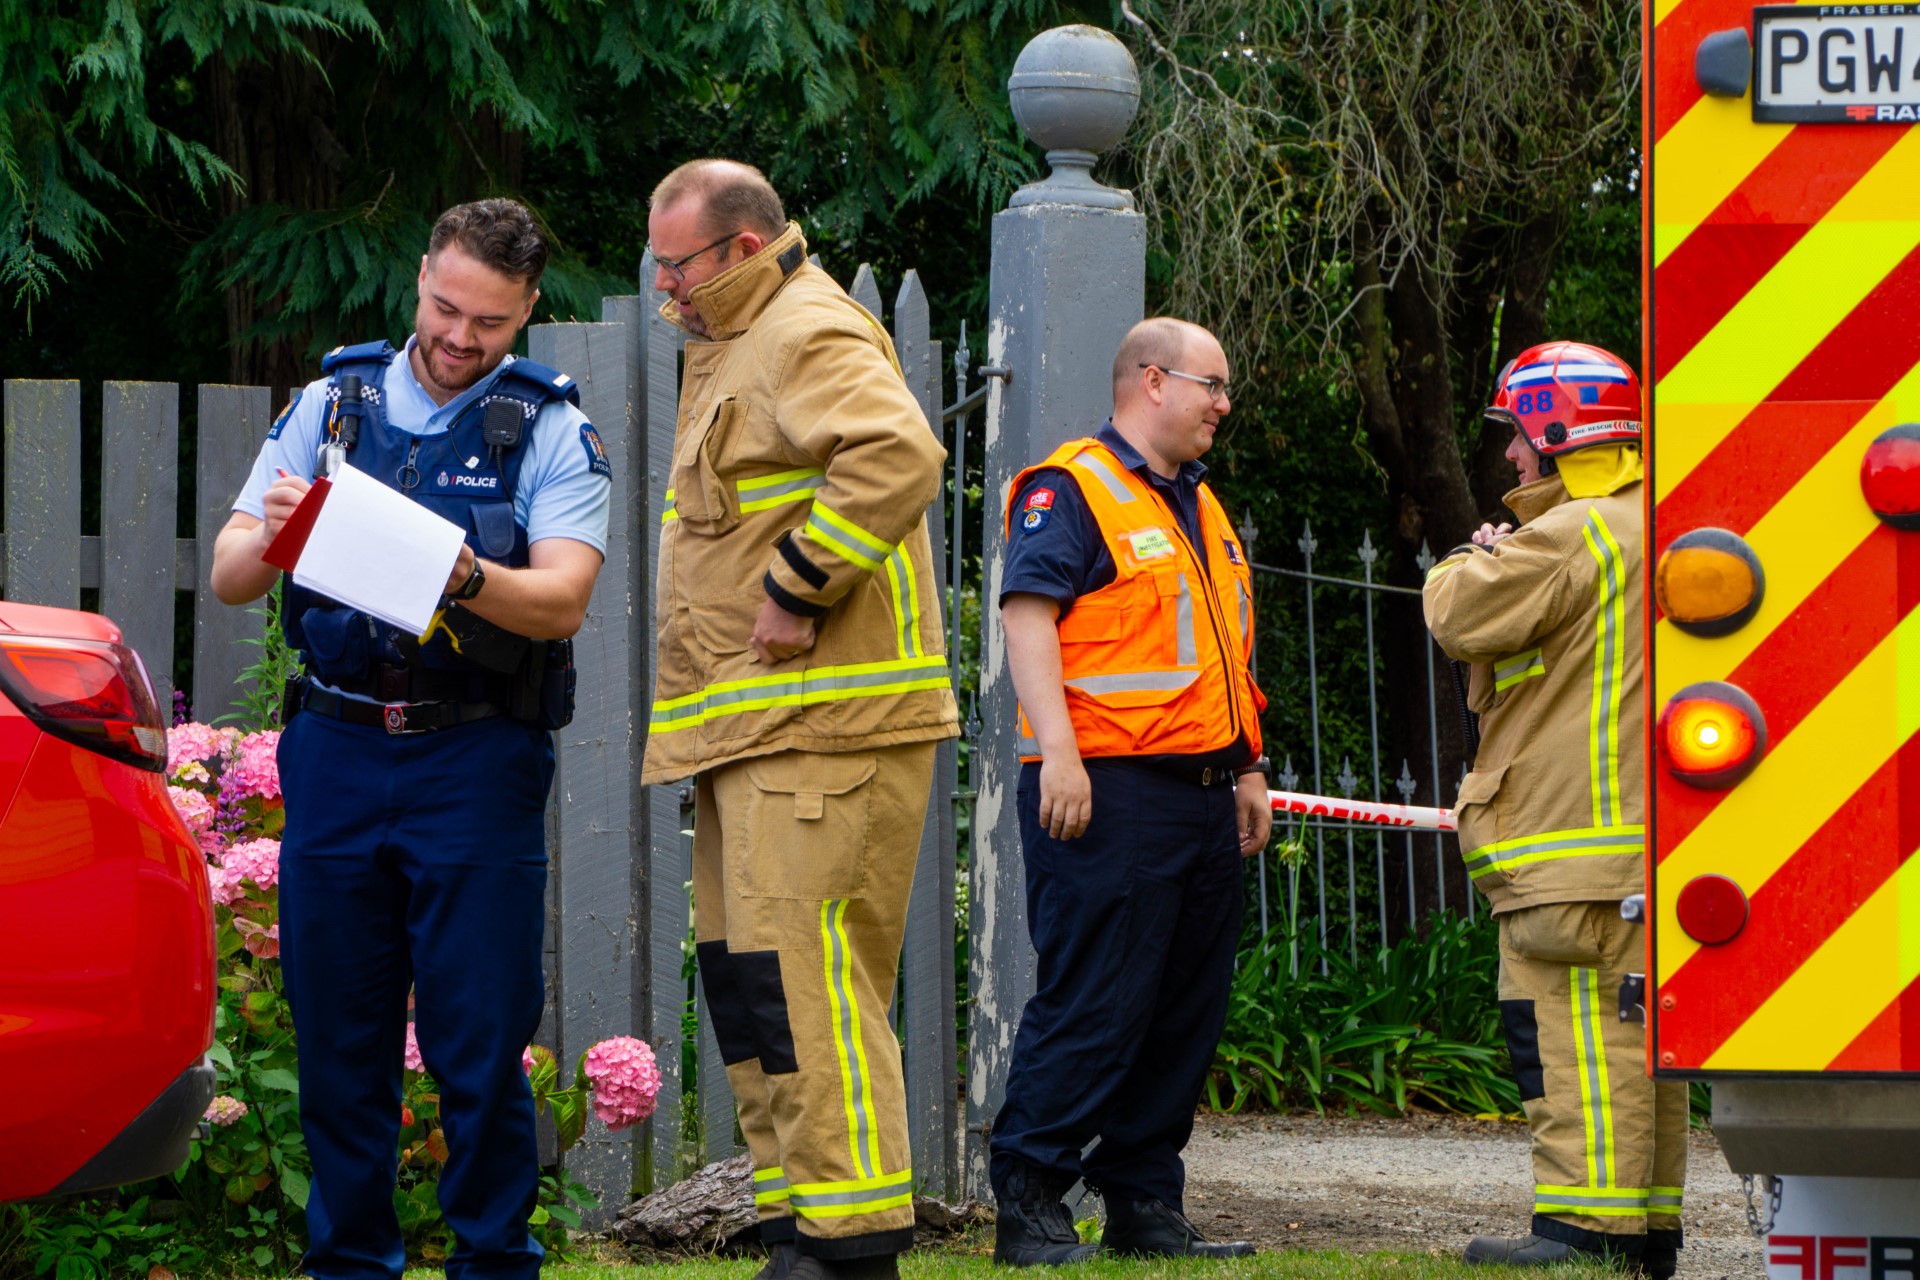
left=988, top=317, right=1270, bottom=1267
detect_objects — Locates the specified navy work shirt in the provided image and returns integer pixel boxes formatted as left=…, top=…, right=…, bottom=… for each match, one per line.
left=1000, top=420, right=1250, bottom=770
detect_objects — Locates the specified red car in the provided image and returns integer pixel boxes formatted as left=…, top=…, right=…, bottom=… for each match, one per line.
left=0, top=601, right=214, bottom=1201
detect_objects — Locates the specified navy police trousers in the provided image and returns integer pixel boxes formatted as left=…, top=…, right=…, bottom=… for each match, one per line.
left=278, top=710, right=554, bottom=1280
left=988, top=758, right=1243, bottom=1209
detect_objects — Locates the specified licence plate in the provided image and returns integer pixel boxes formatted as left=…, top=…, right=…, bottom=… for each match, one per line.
left=1754, top=5, right=1920, bottom=123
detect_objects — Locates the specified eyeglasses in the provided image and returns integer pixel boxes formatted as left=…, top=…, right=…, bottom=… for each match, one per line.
left=1139, top=363, right=1231, bottom=401
left=649, top=233, right=737, bottom=283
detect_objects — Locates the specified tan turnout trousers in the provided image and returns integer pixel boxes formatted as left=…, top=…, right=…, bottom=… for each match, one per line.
left=1498, top=902, right=1689, bottom=1250
left=691, top=742, right=934, bottom=1259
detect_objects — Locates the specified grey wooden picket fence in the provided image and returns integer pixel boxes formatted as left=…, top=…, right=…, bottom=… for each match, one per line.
left=0, top=262, right=962, bottom=1223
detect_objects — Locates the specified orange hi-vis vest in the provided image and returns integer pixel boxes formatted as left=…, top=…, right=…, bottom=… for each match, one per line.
left=1008, top=438, right=1266, bottom=761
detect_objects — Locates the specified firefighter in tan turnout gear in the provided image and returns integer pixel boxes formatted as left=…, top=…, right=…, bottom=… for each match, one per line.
left=1423, top=342, right=1687, bottom=1277
left=641, top=160, right=959, bottom=1280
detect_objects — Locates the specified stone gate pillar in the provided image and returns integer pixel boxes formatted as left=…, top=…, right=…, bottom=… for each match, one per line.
left=966, top=24, right=1145, bottom=1198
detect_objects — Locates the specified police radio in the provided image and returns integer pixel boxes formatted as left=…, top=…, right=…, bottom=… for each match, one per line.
left=320, top=374, right=366, bottom=477
left=481, top=399, right=522, bottom=473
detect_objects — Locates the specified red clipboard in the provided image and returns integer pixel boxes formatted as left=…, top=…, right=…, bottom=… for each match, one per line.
left=261, top=477, right=333, bottom=572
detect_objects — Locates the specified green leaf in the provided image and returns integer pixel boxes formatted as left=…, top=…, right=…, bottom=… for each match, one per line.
left=279, top=1165, right=310, bottom=1209
left=254, top=1067, right=300, bottom=1093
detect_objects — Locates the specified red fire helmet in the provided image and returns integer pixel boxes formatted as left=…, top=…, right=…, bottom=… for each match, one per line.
left=1485, top=341, right=1642, bottom=458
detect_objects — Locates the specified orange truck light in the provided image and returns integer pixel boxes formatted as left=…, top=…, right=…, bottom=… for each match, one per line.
left=1660, top=681, right=1767, bottom=789
left=1655, top=528, right=1765, bottom=636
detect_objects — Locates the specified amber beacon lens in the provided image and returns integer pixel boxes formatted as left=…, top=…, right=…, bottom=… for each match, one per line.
left=1660, top=681, right=1766, bottom=789
left=1655, top=528, right=1764, bottom=636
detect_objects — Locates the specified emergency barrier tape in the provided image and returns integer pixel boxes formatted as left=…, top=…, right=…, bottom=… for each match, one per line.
left=1267, top=789, right=1455, bottom=832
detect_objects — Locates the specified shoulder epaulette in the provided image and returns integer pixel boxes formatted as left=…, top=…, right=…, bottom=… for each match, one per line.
left=320, top=340, right=398, bottom=374
left=493, top=358, right=581, bottom=408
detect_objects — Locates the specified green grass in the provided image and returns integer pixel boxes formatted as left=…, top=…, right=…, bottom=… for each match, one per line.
left=389, top=1248, right=1617, bottom=1280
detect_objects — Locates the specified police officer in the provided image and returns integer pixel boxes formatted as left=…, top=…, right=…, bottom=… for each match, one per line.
left=1423, top=342, right=1685, bottom=1277
left=989, top=317, right=1270, bottom=1266
left=210, top=198, right=610, bottom=1279
left=640, top=160, right=958, bottom=1280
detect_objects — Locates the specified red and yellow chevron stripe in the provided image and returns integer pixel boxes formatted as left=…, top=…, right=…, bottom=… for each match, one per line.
left=1649, top=0, right=1920, bottom=1074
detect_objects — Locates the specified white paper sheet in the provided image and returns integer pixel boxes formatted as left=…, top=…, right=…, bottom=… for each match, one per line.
left=290, top=463, right=465, bottom=636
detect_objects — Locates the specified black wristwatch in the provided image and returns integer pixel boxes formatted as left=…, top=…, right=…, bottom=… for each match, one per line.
left=454, top=561, right=486, bottom=601
left=1235, top=755, right=1272, bottom=780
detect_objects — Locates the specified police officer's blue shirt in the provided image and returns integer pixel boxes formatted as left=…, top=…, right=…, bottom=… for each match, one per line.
left=1000, top=420, right=1209, bottom=617
left=235, top=336, right=612, bottom=554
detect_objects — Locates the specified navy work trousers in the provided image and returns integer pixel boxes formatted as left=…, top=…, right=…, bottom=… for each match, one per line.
left=988, top=758, right=1243, bottom=1209
left=278, top=710, right=555, bottom=1280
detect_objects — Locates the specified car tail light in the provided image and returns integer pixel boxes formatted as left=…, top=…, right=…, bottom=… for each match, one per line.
left=1655, top=527, right=1765, bottom=636
left=1660, top=680, right=1767, bottom=789
left=0, top=633, right=168, bottom=771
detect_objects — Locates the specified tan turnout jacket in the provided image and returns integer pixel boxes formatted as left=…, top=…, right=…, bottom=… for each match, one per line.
left=642, top=224, right=959, bottom=784
left=1422, top=474, right=1645, bottom=914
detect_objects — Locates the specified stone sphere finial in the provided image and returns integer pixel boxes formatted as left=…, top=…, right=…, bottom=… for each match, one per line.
left=1007, top=25, right=1140, bottom=210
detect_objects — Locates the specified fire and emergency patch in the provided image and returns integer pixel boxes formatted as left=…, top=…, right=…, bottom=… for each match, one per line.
left=267, top=391, right=302, bottom=441
left=1020, top=486, right=1054, bottom=532
left=580, top=422, right=611, bottom=478
left=1223, top=538, right=1244, bottom=566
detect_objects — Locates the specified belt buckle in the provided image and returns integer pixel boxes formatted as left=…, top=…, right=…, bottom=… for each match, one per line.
left=383, top=702, right=421, bottom=735
left=1201, top=767, right=1216, bottom=786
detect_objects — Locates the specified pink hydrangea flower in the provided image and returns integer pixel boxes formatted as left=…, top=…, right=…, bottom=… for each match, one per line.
left=523, top=1046, right=537, bottom=1076
left=169, top=786, right=215, bottom=834
left=168, top=723, right=237, bottom=775
left=228, top=731, right=282, bottom=800
left=581, top=1036, right=662, bottom=1131
left=404, top=1023, right=425, bottom=1074
left=204, top=1095, right=249, bottom=1127
left=204, top=862, right=245, bottom=908
left=222, top=838, right=281, bottom=892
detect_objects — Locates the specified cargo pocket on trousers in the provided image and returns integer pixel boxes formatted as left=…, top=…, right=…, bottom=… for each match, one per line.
left=1501, top=999, right=1546, bottom=1101
left=739, top=753, right=877, bottom=900
left=1502, top=902, right=1606, bottom=966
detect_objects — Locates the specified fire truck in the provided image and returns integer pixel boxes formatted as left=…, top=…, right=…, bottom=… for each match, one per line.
left=1647, top=0, right=1920, bottom=1269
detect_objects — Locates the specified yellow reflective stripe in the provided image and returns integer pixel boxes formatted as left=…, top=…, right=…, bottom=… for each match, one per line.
left=807, top=502, right=891, bottom=571
left=755, top=1166, right=789, bottom=1204
left=649, top=656, right=951, bottom=732
left=883, top=546, right=923, bottom=660
left=794, top=1193, right=914, bottom=1218
left=1535, top=1184, right=1648, bottom=1201
left=1425, top=559, right=1462, bottom=582
left=820, top=899, right=884, bottom=1179
left=739, top=467, right=826, bottom=513
left=1582, top=509, right=1628, bottom=828
left=1493, top=647, right=1545, bottom=692
left=661, top=488, right=678, bottom=524
left=1571, top=967, right=1617, bottom=1188
left=1533, top=1203, right=1649, bottom=1218
left=788, top=1167, right=916, bottom=1218
left=1648, top=1187, right=1683, bottom=1214
left=1461, top=825, right=1644, bottom=879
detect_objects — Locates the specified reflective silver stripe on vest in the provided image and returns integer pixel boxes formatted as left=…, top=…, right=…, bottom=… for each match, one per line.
left=1065, top=670, right=1200, bottom=696
left=1176, top=573, right=1197, bottom=666
left=1075, top=451, right=1139, bottom=505
left=1237, top=579, right=1250, bottom=641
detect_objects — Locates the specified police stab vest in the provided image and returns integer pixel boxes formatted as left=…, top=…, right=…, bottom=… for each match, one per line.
left=282, top=341, right=580, bottom=696
left=1008, top=438, right=1266, bottom=761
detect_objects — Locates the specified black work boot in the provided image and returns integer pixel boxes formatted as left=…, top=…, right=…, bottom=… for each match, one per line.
left=1642, top=1230, right=1681, bottom=1280
left=752, top=1241, right=800, bottom=1280
left=1464, top=1234, right=1630, bottom=1268
left=1102, top=1198, right=1255, bottom=1259
left=993, top=1162, right=1099, bottom=1266
left=787, top=1255, right=900, bottom=1280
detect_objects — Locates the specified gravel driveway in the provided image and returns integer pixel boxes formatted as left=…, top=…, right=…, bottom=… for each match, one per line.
left=1172, top=1112, right=1764, bottom=1277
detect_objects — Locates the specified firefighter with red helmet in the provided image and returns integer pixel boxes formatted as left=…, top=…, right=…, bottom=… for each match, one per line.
left=1423, top=342, right=1687, bottom=1275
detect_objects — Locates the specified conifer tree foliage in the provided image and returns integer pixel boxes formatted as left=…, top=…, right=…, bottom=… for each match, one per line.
left=2, top=0, right=1095, bottom=387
